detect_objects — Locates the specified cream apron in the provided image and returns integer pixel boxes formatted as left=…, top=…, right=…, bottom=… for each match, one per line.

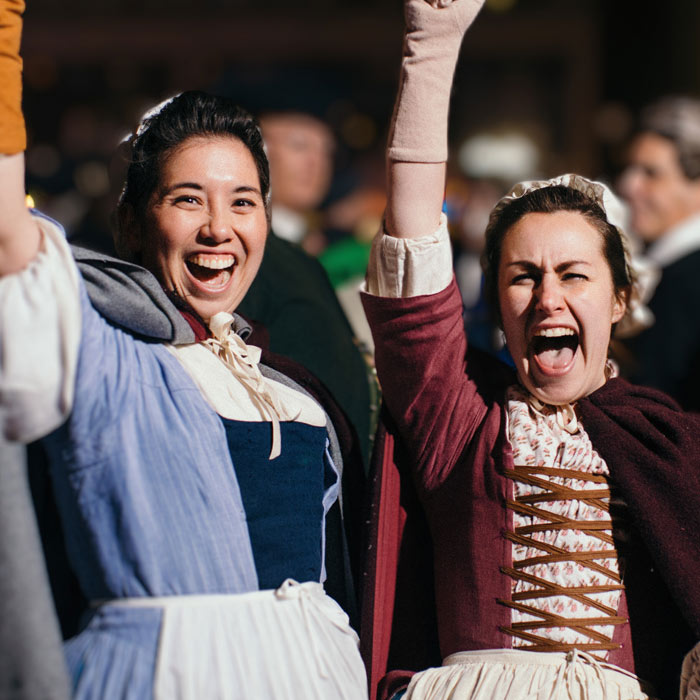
left=103, top=579, right=368, bottom=700
left=404, top=649, right=652, bottom=700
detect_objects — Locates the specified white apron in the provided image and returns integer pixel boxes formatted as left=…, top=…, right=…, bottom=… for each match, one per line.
left=104, top=579, right=368, bottom=700
left=404, top=649, right=652, bottom=700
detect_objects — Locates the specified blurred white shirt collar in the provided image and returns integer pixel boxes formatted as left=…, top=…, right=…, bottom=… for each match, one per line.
left=647, top=212, right=700, bottom=268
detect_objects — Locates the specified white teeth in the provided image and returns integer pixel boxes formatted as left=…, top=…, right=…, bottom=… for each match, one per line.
left=187, top=254, right=234, bottom=270
left=534, top=327, right=575, bottom=338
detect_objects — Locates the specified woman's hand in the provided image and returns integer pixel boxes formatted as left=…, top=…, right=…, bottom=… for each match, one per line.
left=403, top=0, right=485, bottom=44
left=385, top=0, right=485, bottom=239
left=0, top=154, right=41, bottom=275
left=390, top=0, right=485, bottom=164
left=0, top=0, right=41, bottom=274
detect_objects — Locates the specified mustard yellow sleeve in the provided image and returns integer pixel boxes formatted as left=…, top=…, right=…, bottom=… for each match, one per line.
left=0, top=0, right=26, bottom=154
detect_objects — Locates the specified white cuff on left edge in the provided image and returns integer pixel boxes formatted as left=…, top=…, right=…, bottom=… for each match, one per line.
left=364, top=213, right=453, bottom=298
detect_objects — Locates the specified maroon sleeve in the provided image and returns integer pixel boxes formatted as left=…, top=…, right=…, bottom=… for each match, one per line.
left=578, top=378, right=700, bottom=636
left=361, top=279, right=490, bottom=491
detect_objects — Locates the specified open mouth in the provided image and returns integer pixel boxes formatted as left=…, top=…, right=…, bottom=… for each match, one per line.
left=185, top=253, right=235, bottom=288
left=530, top=327, right=579, bottom=372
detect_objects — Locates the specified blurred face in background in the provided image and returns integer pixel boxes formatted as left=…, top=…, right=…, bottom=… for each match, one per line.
left=261, top=113, right=334, bottom=213
left=619, top=132, right=700, bottom=243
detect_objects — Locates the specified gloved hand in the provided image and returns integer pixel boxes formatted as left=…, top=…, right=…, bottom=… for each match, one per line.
left=388, top=0, right=485, bottom=163
left=0, top=0, right=26, bottom=154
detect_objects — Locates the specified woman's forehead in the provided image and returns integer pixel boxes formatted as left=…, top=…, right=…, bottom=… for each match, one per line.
left=500, top=210, right=604, bottom=261
left=163, top=134, right=247, bottom=164
left=158, top=135, right=258, bottom=183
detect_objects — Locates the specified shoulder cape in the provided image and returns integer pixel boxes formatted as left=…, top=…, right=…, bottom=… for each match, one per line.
left=361, top=374, right=700, bottom=700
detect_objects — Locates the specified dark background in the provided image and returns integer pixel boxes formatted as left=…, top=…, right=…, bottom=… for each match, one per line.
left=20, top=0, right=700, bottom=248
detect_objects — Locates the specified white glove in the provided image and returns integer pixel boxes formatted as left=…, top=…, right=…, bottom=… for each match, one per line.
left=388, top=0, right=485, bottom=163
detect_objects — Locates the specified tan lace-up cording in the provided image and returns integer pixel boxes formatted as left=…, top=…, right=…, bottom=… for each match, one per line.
left=203, top=312, right=296, bottom=460
left=499, top=464, right=627, bottom=657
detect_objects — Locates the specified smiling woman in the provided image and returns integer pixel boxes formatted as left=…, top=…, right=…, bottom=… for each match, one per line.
left=359, top=1, right=700, bottom=700
left=137, top=135, right=269, bottom=320
left=115, top=93, right=272, bottom=321
left=0, top=7, right=367, bottom=697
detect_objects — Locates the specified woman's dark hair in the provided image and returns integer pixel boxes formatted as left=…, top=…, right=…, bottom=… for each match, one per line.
left=482, top=185, right=631, bottom=324
left=115, top=91, right=270, bottom=260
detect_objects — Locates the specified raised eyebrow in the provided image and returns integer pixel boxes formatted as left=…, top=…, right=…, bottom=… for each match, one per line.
left=160, top=183, right=263, bottom=197
left=505, top=260, right=592, bottom=271
left=168, top=182, right=203, bottom=192
left=233, top=185, right=263, bottom=198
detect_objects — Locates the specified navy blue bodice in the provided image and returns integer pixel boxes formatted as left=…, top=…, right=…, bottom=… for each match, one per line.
left=221, top=419, right=329, bottom=590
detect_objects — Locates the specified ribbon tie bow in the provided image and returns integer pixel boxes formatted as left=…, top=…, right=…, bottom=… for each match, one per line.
left=203, top=312, right=293, bottom=459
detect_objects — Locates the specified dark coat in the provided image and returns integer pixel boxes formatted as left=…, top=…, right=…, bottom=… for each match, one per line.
left=625, top=248, right=700, bottom=412
left=238, top=231, right=373, bottom=468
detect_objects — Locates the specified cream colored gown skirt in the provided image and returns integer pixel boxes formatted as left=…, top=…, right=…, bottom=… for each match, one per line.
left=404, top=649, right=652, bottom=700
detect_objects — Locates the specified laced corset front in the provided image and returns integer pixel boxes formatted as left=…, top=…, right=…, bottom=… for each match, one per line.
left=499, top=385, right=627, bottom=659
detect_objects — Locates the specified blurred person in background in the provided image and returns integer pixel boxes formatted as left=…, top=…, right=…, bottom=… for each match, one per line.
left=259, top=111, right=335, bottom=254
left=449, top=130, right=542, bottom=360
left=447, top=174, right=517, bottom=359
left=238, top=110, right=376, bottom=471
left=618, top=96, right=700, bottom=410
left=320, top=172, right=387, bottom=355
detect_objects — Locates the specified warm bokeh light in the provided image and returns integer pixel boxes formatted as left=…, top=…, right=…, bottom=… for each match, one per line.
left=458, top=131, right=540, bottom=183
left=485, top=0, right=518, bottom=12
left=340, top=113, right=377, bottom=151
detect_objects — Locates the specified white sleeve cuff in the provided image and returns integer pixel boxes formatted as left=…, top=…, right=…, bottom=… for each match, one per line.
left=364, top=213, right=453, bottom=298
left=0, top=213, right=81, bottom=442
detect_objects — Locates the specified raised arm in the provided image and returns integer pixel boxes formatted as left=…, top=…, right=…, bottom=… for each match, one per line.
left=0, top=0, right=41, bottom=275
left=385, top=0, right=484, bottom=240
left=362, top=0, right=493, bottom=486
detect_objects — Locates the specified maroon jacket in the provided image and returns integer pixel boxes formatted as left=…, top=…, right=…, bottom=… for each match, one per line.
left=360, top=279, right=700, bottom=700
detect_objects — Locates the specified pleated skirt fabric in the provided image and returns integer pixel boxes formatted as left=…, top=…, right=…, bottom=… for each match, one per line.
left=404, top=649, right=652, bottom=700
left=68, top=580, right=367, bottom=700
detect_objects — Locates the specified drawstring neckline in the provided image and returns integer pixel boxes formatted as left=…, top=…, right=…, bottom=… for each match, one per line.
left=202, top=312, right=293, bottom=459
left=527, top=396, right=579, bottom=434
left=522, top=360, right=619, bottom=435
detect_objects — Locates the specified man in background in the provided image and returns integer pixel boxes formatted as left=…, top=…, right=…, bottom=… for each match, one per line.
left=258, top=111, right=334, bottom=254
left=619, top=96, right=700, bottom=410
left=238, top=111, right=374, bottom=470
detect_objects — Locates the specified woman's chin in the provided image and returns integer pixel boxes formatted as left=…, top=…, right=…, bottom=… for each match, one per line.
left=527, top=384, right=581, bottom=407
left=522, top=369, right=606, bottom=407
left=182, top=282, right=250, bottom=324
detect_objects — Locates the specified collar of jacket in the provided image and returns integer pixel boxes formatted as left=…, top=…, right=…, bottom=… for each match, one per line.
left=71, top=244, right=251, bottom=345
